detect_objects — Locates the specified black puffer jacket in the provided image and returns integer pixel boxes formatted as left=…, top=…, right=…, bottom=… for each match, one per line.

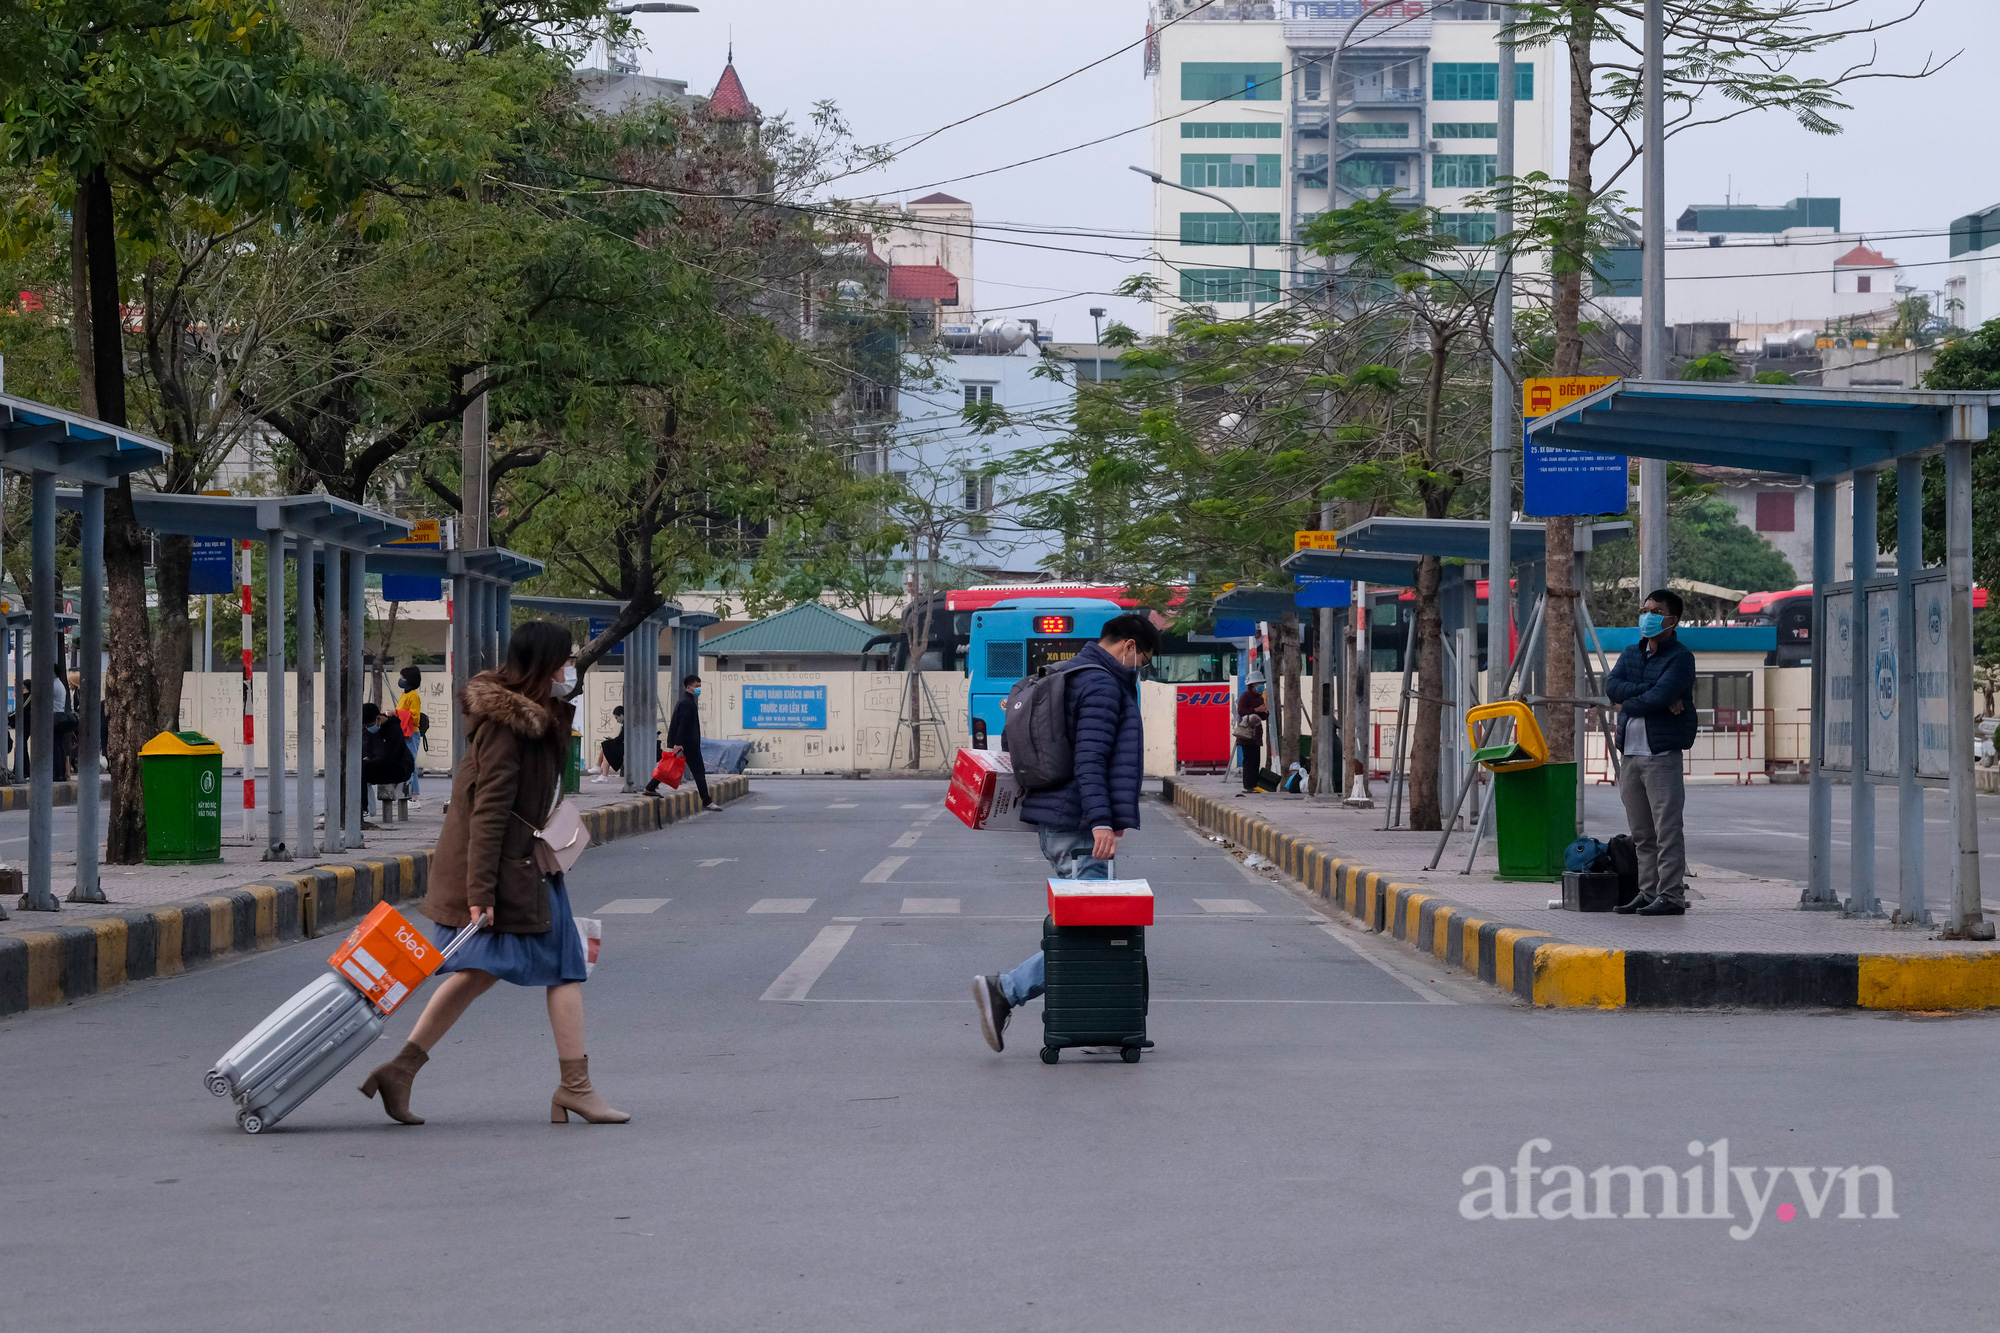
left=1605, top=633, right=1699, bottom=752
left=1019, top=643, right=1145, bottom=833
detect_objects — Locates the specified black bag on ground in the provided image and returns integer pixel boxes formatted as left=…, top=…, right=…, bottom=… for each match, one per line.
left=1605, top=834, right=1640, bottom=906
left=1039, top=915, right=1152, bottom=1064
left=1000, top=659, right=1108, bottom=790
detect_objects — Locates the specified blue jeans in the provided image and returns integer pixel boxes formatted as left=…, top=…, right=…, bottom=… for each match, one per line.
left=998, top=827, right=1111, bottom=1006
left=406, top=735, right=421, bottom=795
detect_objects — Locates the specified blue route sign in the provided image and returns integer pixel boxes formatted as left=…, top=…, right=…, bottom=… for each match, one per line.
left=1294, top=577, right=1352, bottom=609
left=189, top=537, right=235, bottom=595
left=742, top=684, right=827, bottom=730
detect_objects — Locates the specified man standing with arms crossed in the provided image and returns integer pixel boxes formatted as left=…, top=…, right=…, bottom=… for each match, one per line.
left=971, top=613, right=1158, bottom=1051
left=1608, top=589, right=1698, bottom=916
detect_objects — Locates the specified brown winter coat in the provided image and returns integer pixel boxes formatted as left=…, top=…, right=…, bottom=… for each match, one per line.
left=423, top=673, right=574, bottom=935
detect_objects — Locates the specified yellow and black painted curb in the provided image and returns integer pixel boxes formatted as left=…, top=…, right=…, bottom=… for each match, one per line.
left=0, top=776, right=750, bottom=1018
left=1161, top=778, right=2000, bottom=1011
left=0, top=778, right=104, bottom=812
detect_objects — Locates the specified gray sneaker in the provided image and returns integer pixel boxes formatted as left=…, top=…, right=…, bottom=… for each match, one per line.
left=971, top=975, right=1012, bottom=1052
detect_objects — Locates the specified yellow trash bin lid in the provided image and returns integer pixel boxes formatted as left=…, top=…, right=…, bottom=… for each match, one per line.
left=141, top=730, right=224, bottom=757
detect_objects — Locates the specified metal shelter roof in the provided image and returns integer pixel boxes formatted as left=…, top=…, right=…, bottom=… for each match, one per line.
left=0, top=392, right=170, bottom=483
left=697, top=602, right=891, bottom=656
left=54, top=489, right=412, bottom=546
left=1524, top=380, right=2000, bottom=481
left=1332, top=516, right=1631, bottom=562
left=362, top=545, right=545, bottom=581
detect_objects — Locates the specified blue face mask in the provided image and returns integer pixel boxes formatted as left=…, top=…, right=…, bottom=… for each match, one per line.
left=1638, top=612, right=1667, bottom=638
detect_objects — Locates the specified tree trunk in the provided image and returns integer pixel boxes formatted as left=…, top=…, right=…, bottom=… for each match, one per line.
left=1277, top=612, right=1302, bottom=780
left=1551, top=12, right=1597, bottom=378
left=1544, top=517, right=1576, bottom=762
left=80, top=166, right=159, bottom=864
left=69, top=198, right=95, bottom=419
left=1409, top=555, right=1445, bottom=830
left=152, top=535, right=193, bottom=733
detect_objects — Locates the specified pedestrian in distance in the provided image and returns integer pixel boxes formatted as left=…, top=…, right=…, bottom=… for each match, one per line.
left=359, top=620, right=628, bottom=1126
left=396, top=665, right=425, bottom=805
left=359, top=702, right=417, bottom=816
left=649, top=673, right=720, bottom=811
left=1607, top=588, right=1698, bottom=917
left=593, top=705, right=625, bottom=783
left=971, top=612, right=1158, bottom=1052
left=1235, top=672, right=1268, bottom=795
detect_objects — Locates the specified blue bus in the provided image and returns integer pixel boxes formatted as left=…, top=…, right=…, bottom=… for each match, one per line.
left=965, top=597, right=1126, bottom=748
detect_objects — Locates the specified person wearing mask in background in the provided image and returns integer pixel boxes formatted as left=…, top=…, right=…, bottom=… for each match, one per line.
left=396, top=666, right=425, bottom=807
left=361, top=621, right=626, bottom=1126
left=649, top=674, right=719, bottom=810
left=1607, top=589, right=1699, bottom=917
left=593, top=705, right=625, bottom=783
left=359, top=701, right=417, bottom=817
left=1235, top=671, right=1269, bottom=795
left=971, top=613, right=1157, bottom=1053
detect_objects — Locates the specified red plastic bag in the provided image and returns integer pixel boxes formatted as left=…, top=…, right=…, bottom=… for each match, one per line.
left=650, top=751, right=687, bottom=789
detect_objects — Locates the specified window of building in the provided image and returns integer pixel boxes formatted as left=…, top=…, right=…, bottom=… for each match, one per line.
left=1339, top=120, right=1410, bottom=139
left=1693, top=671, right=1755, bottom=732
left=1433, top=122, right=1499, bottom=138
left=962, top=383, right=993, bottom=407
left=1433, top=154, right=1498, bottom=189
left=1755, top=491, right=1796, bottom=532
left=1180, top=153, right=1281, bottom=189
left=1181, top=122, right=1282, bottom=139
left=1433, top=62, right=1534, bottom=101
left=1181, top=62, right=1282, bottom=102
left=1180, top=212, right=1281, bottom=245
left=1179, top=268, right=1282, bottom=305
left=1335, top=158, right=1400, bottom=190
left=962, top=471, right=994, bottom=511
left=1438, top=212, right=1497, bottom=244
left=1856, top=275, right=1872, bottom=293
left=1435, top=1, right=1507, bottom=16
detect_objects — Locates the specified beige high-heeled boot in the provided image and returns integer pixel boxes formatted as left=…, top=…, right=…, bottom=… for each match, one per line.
left=550, top=1056, right=630, bottom=1123
left=359, top=1041, right=430, bottom=1125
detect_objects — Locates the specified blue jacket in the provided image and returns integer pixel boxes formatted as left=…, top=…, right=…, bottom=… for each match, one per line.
left=1019, top=643, right=1145, bottom=833
left=1605, top=633, right=1699, bottom=752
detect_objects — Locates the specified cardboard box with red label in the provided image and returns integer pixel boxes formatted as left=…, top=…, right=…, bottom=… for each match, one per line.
left=326, top=902, right=445, bottom=1014
left=946, top=747, right=1031, bottom=831
left=1047, top=878, right=1154, bottom=927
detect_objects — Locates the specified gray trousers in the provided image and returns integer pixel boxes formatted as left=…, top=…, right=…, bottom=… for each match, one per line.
left=1618, top=752, right=1687, bottom=906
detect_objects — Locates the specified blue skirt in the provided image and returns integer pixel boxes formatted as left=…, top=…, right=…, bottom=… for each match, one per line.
left=432, top=872, right=589, bottom=986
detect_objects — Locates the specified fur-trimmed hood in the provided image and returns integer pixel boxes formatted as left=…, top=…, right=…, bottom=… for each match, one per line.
left=458, top=672, right=562, bottom=738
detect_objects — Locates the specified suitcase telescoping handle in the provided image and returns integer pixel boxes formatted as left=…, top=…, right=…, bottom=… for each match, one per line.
left=433, top=912, right=492, bottom=966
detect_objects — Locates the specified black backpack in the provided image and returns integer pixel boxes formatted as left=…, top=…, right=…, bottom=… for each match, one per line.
left=1000, top=659, right=1109, bottom=791
left=1605, top=834, right=1640, bottom=906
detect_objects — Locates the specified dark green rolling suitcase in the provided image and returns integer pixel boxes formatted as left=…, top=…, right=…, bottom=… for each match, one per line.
left=1039, top=914, right=1153, bottom=1064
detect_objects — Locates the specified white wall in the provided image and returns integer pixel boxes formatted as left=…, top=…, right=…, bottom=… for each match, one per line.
left=177, top=671, right=456, bottom=772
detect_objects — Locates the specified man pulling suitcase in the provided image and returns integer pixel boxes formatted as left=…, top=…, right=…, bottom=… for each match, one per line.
left=972, top=613, right=1157, bottom=1053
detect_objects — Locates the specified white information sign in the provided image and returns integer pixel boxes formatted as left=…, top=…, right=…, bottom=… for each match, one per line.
left=1821, top=588, right=1853, bottom=772
left=1865, top=581, right=1900, bottom=778
left=1913, top=572, right=1953, bottom=780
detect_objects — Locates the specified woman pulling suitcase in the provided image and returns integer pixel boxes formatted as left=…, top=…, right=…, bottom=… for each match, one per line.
left=358, top=620, right=628, bottom=1126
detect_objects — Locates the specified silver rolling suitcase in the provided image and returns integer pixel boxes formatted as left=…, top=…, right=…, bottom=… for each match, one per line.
left=205, top=922, right=474, bottom=1134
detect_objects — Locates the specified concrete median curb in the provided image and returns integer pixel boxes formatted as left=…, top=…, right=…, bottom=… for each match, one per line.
left=0, top=775, right=749, bottom=1018
left=0, top=777, right=109, bottom=811
left=1161, top=777, right=2000, bottom=1011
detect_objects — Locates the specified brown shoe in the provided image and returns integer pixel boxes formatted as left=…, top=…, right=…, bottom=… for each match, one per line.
left=551, top=1056, right=630, bottom=1124
left=358, top=1041, right=430, bottom=1125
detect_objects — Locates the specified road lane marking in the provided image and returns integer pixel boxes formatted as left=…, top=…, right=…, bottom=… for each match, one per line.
left=901, top=804, right=933, bottom=810
left=900, top=897, right=960, bottom=914
left=752, top=805, right=786, bottom=811
left=596, top=898, right=670, bottom=914
left=892, top=831, right=923, bottom=848
left=1195, top=899, right=1266, bottom=914
left=760, top=924, right=857, bottom=1001
left=1314, top=921, right=1456, bottom=1004
left=861, top=855, right=908, bottom=883
left=914, top=809, right=946, bottom=825
left=696, top=858, right=737, bottom=868
left=827, top=802, right=859, bottom=809
left=749, top=898, right=816, bottom=914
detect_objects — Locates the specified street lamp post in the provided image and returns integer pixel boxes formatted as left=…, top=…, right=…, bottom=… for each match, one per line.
left=603, top=3, right=699, bottom=73
left=1131, top=165, right=1259, bottom=315
left=1089, top=306, right=1106, bottom=382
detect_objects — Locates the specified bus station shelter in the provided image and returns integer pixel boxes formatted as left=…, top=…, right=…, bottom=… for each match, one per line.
left=1527, top=379, right=2000, bottom=937
left=510, top=595, right=719, bottom=794
left=3, top=392, right=169, bottom=913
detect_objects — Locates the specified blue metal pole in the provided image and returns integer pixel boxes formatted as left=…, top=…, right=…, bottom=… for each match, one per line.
left=24, top=470, right=58, bottom=910
left=345, top=550, right=364, bottom=850
left=1895, top=455, right=1926, bottom=924
left=323, top=545, right=343, bottom=852
left=1803, top=480, right=1839, bottom=908
left=295, top=538, right=316, bottom=863
left=68, top=483, right=105, bottom=903
left=263, top=529, right=288, bottom=860
left=1849, top=469, right=1879, bottom=916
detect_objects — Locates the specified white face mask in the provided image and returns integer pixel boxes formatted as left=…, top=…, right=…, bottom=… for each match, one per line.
left=559, top=666, right=577, bottom=688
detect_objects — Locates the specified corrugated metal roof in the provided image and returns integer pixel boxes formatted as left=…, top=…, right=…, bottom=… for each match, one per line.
left=886, top=264, right=959, bottom=301
left=696, top=602, right=888, bottom=656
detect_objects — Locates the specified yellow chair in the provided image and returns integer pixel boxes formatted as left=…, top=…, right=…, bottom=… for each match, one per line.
left=1465, top=701, right=1547, bottom=772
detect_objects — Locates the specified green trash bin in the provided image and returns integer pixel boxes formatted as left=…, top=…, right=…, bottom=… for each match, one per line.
left=141, top=730, right=225, bottom=865
left=563, top=730, right=582, bottom=796
left=1491, top=761, right=1578, bottom=883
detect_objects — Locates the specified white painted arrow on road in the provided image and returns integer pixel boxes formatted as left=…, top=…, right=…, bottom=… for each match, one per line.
left=697, top=858, right=738, bottom=868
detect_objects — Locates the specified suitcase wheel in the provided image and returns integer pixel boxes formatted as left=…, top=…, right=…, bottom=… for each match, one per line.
left=205, top=1071, right=231, bottom=1098
left=1039, top=1046, right=1060, bottom=1065
left=1120, top=1047, right=1142, bottom=1064
left=237, top=1110, right=266, bottom=1135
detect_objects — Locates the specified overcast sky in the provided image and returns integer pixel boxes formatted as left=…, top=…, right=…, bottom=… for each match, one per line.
left=621, top=0, right=1996, bottom=340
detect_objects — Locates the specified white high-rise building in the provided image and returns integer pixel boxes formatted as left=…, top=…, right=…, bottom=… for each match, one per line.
left=1141, top=1, right=1555, bottom=332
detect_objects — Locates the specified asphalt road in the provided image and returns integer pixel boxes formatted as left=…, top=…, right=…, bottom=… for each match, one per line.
left=4, top=778, right=1998, bottom=1332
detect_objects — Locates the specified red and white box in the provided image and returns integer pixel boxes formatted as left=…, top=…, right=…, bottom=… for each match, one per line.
left=1047, top=878, right=1154, bottom=927
left=946, top=747, right=1027, bottom=831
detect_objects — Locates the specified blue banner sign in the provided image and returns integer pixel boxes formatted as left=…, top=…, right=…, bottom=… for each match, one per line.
left=1523, top=436, right=1629, bottom=516
left=742, top=684, right=827, bottom=730
left=1294, top=577, right=1352, bottom=609
left=189, top=537, right=235, bottom=595
left=587, top=617, right=624, bottom=659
